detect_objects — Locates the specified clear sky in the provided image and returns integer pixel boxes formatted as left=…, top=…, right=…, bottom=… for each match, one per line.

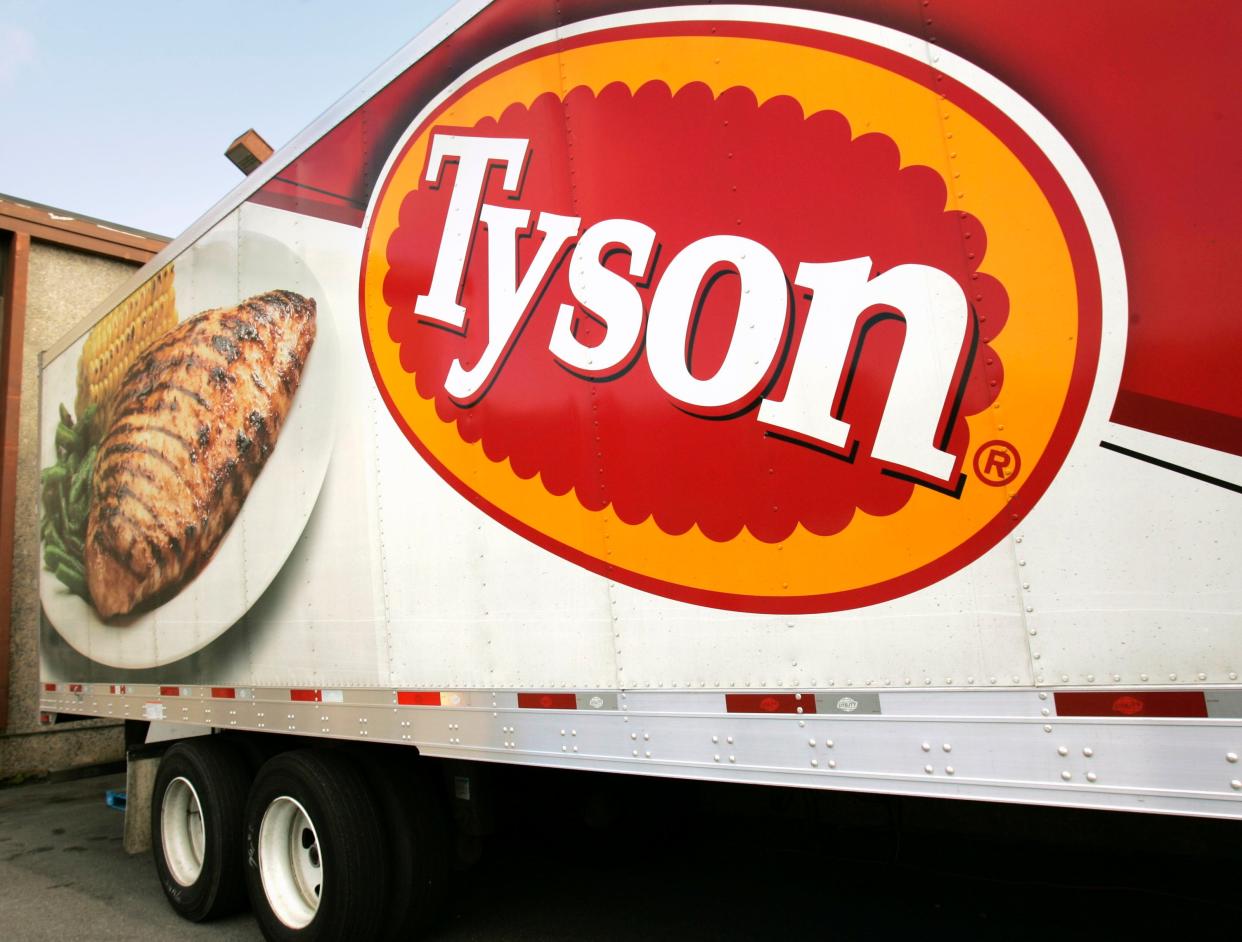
left=0, top=0, right=459, bottom=238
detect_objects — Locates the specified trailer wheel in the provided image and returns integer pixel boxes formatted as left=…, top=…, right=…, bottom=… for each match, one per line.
left=151, top=737, right=252, bottom=921
left=361, top=754, right=452, bottom=939
left=244, top=749, right=389, bottom=941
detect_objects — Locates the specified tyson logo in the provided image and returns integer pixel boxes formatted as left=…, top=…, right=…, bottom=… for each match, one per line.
left=360, top=9, right=1119, bottom=613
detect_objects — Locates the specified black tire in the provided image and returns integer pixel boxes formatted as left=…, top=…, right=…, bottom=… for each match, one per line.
left=151, top=736, right=252, bottom=921
left=360, top=753, right=453, bottom=940
left=244, top=749, right=389, bottom=941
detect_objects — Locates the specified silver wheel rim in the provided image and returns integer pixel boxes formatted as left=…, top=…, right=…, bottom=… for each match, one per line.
left=258, top=796, right=322, bottom=929
left=161, top=776, right=206, bottom=887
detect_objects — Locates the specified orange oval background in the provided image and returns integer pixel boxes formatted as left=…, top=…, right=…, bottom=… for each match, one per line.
left=360, top=16, right=1103, bottom=613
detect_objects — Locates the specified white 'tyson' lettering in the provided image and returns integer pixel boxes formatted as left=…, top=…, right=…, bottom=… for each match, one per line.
left=412, top=134, right=971, bottom=483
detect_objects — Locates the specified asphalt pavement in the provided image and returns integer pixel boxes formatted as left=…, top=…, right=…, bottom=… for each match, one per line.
left=2, top=769, right=1240, bottom=940
left=0, top=772, right=257, bottom=941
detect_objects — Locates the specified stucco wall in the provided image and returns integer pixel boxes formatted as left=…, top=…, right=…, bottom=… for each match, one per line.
left=2, top=241, right=139, bottom=780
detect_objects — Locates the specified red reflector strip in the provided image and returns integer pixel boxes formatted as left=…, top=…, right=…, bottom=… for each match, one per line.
left=518, top=693, right=578, bottom=710
left=1055, top=691, right=1208, bottom=718
left=211, top=687, right=236, bottom=699
left=109, top=684, right=127, bottom=695
left=43, top=683, right=57, bottom=692
left=397, top=691, right=440, bottom=706
left=725, top=693, right=816, bottom=715
left=290, top=689, right=322, bottom=702
left=159, top=686, right=180, bottom=697
left=68, top=683, right=84, bottom=693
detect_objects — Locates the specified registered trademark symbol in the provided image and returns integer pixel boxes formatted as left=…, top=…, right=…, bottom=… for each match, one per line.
left=972, top=440, right=1021, bottom=486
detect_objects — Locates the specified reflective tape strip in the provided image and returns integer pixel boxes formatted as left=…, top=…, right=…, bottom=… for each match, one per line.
left=817, top=693, right=881, bottom=715
left=1206, top=691, right=1242, bottom=718
left=397, top=691, right=441, bottom=706
left=1054, top=691, right=1208, bottom=718
left=38, top=682, right=1232, bottom=722
left=726, top=693, right=815, bottom=715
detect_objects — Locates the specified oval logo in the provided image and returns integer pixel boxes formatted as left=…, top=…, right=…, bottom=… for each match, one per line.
left=360, top=9, right=1112, bottom=613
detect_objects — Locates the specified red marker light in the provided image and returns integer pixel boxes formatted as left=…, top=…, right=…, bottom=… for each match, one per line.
left=725, top=694, right=815, bottom=715
left=517, top=693, right=577, bottom=710
left=1055, top=691, right=1207, bottom=718
left=397, top=691, right=440, bottom=706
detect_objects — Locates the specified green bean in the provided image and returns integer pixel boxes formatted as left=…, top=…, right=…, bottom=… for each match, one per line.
left=69, top=446, right=96, bottom=507
left=42, top=534, right=65, bottom=564
left=42, top=524, right=64, bottom=552
left=55, top=423, right=75, bottom=454
left=45, top=543, right=78, bottom=573
left=59, top=403, right=74, bottom=428
left=55, top=563, right=88, bottom=599
left=76, top=404, right=98, bottom=451
left=57, top=553, right=84, bottom=579
left=70, top=489, right=90, bottom=532
left=63, top=531, right=84, bottom=557
left=58, top=480, right=71, bottom=537
left=67, top=502, right=85, bottom=537
left=41, top=464, right=69, bottom=488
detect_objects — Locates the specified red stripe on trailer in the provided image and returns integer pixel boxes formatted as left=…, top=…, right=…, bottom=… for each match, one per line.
left=1055, top=691, right=1208, bottom=718
left=211, top=687, right=236, bottom=699
left=290, top=689, right=322, bottom=702
left=518, top=693, right=578, bottom=710
left=1111, top=390, right=1242, bottom=458
left=109, top=684, right=127, bottom=695
left=397, top=691, right=440, bottom=706
left=725, top=693, right=816, bottom=715
left=159, top=686, right=180, bottom=697
left=43, top=683, right=56, bottom=692
left=68, top=683, right=84, bottom=693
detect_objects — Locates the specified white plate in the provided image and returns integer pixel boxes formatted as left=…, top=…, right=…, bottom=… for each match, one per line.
left=40, top=228, right=340, bottom=668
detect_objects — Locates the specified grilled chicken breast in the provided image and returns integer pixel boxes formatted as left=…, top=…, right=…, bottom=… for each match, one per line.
left=85, top=290, right=316, bottom=618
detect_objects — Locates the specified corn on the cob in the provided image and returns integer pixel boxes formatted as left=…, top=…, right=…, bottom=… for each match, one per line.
left=76, top=265, right=178, bottom=427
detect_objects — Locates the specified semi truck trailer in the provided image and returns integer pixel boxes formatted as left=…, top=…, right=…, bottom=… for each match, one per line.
left=34, top=2, right=1240, bottom=937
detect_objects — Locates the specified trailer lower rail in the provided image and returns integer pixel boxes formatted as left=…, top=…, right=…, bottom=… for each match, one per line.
left=41, top=684, right=1242, bottom=819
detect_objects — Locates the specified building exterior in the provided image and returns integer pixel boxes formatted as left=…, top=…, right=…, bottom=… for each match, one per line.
left=1, top=195, right=166, bottom=780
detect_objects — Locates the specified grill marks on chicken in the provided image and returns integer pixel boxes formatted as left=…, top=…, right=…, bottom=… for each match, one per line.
left=85, top=290, right=316, bottom=618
